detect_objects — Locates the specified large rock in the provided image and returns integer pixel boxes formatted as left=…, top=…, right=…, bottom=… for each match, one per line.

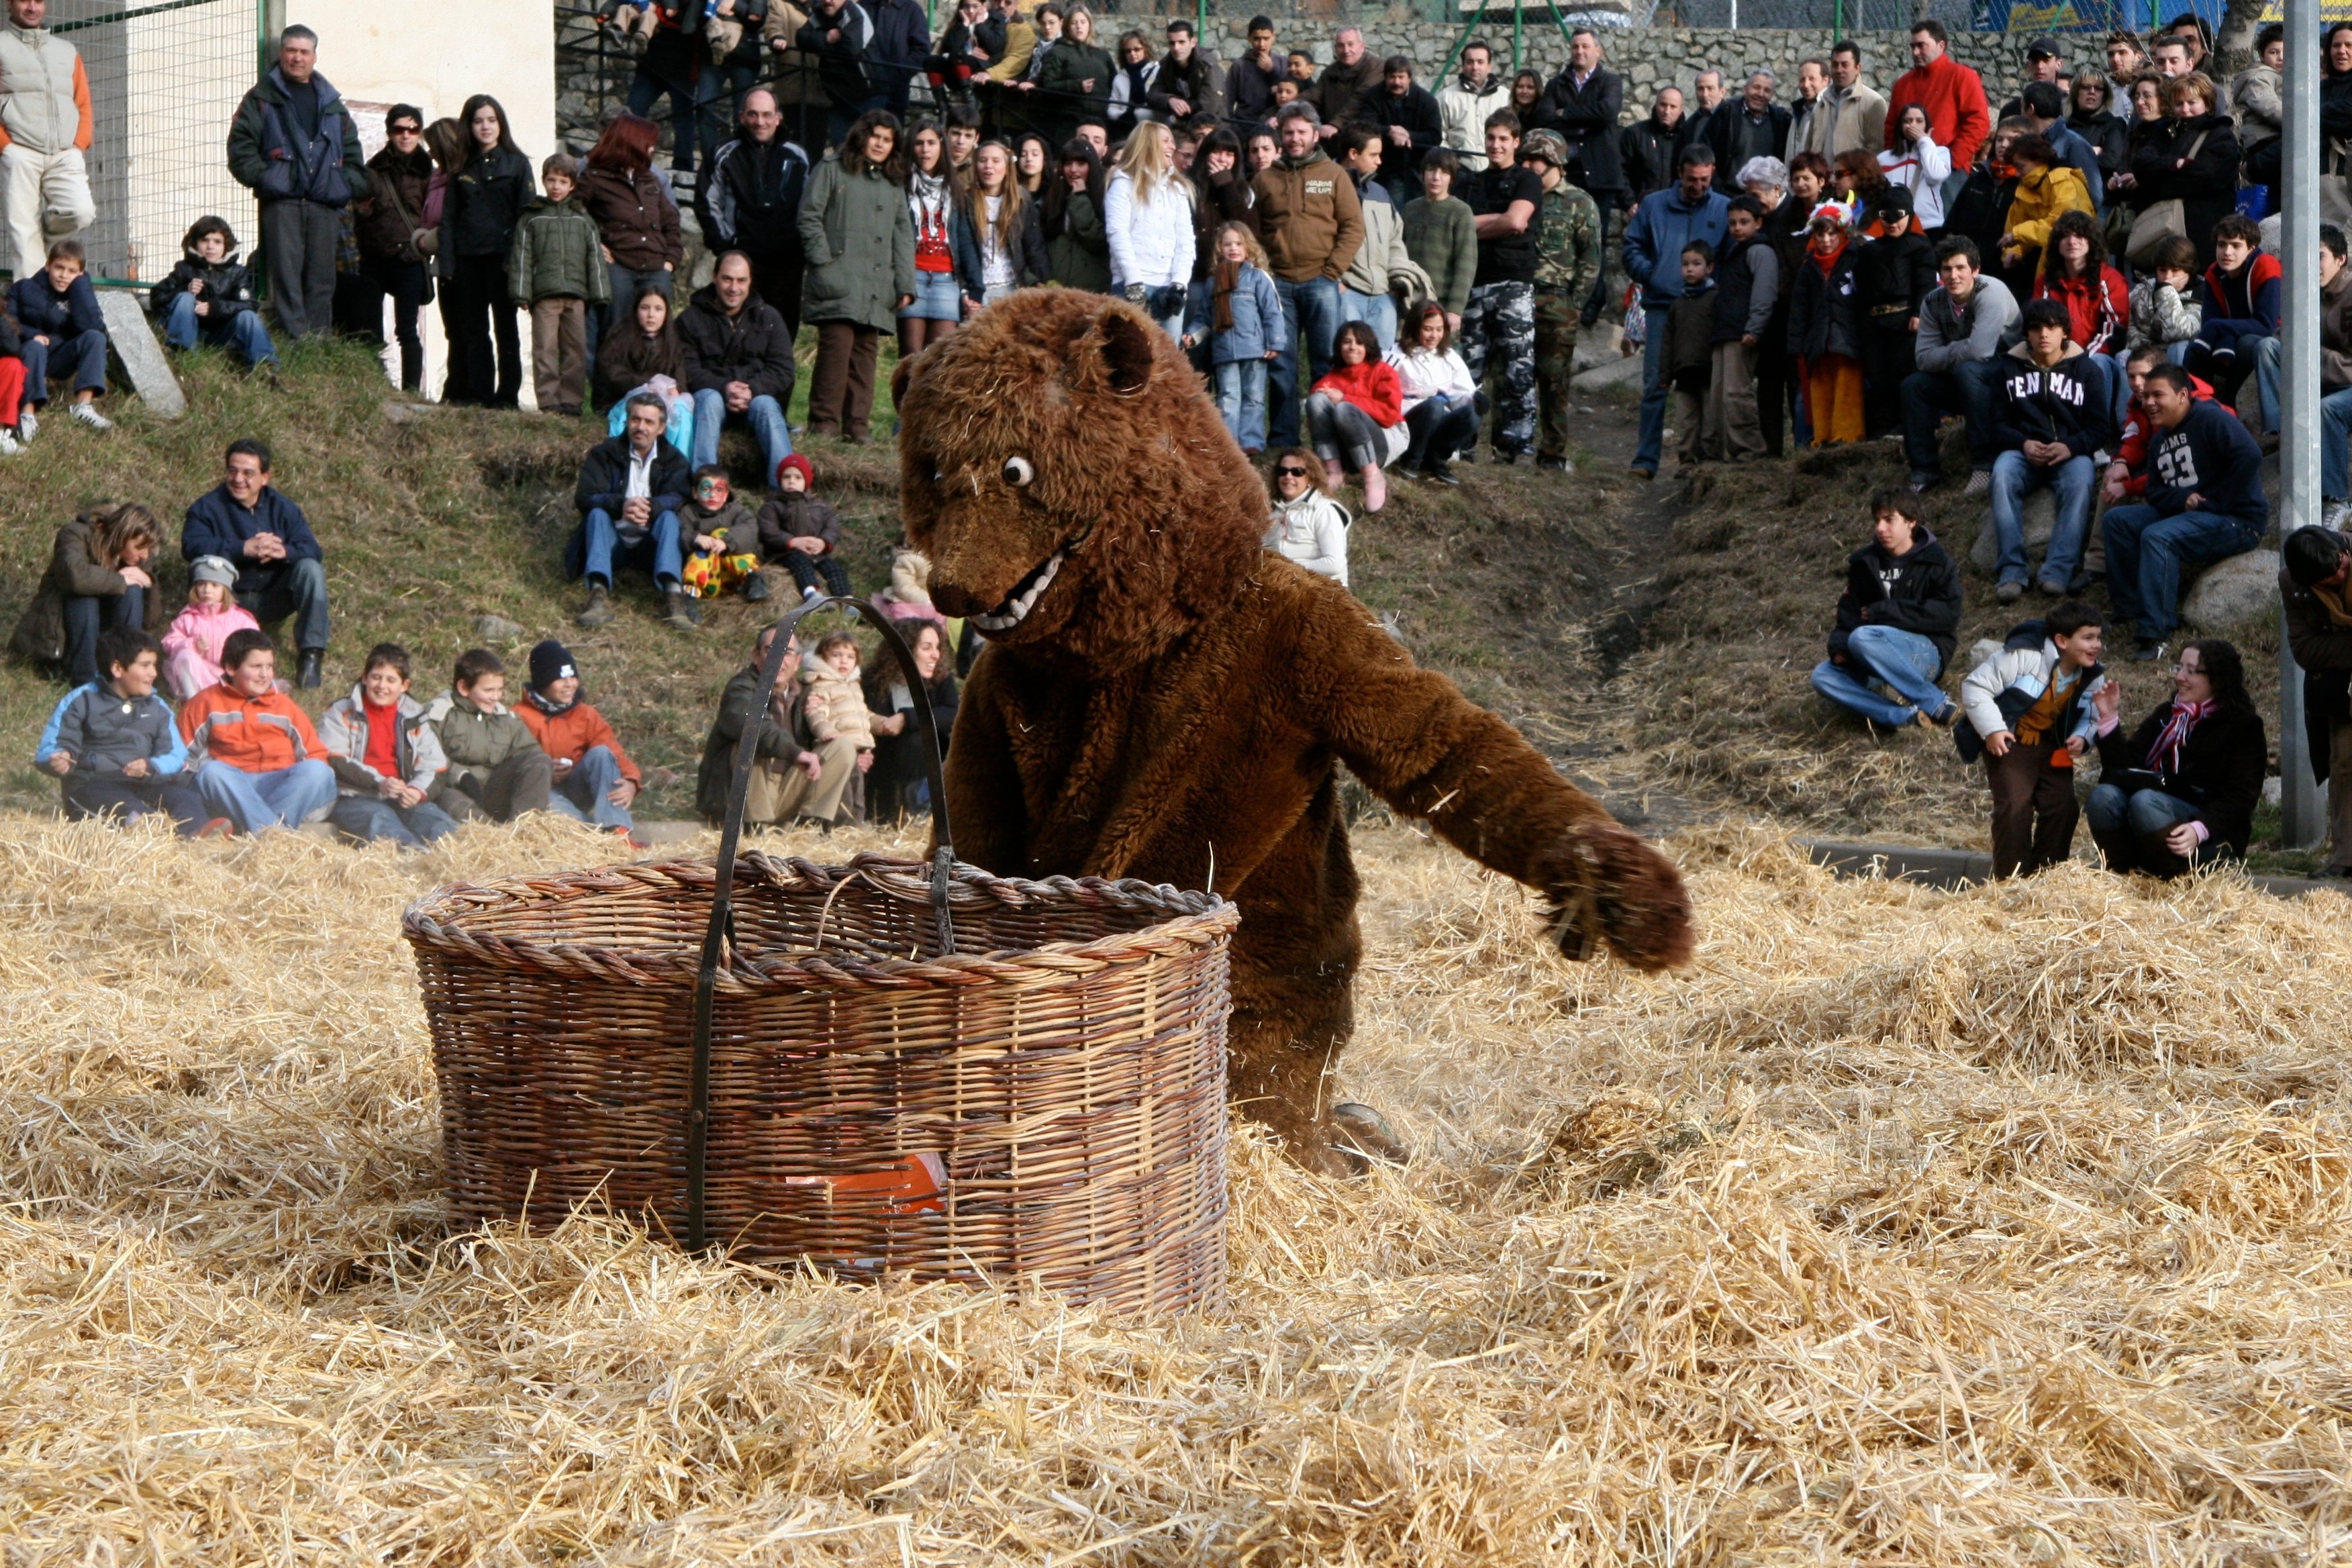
left=2182, top=549, right=2281, bottom=632
left=1571, top=323, right=1624, bottom=374
left=1572, top=353, right=1643, bottom=392
left=96, top=289, right=183, bottom=420
left=1966, top=487, right=2057, bottom=573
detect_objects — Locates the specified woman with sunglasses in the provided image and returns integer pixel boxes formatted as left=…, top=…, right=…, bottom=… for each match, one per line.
left=354, top=105, right=436, bottom=391
left=1264, top=448, right=1351, bottom=586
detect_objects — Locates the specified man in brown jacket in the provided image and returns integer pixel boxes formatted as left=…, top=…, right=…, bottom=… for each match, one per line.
left=1310, top=26, right=1381, bottom=144
left=1252, top=101, right=1363, bottom=449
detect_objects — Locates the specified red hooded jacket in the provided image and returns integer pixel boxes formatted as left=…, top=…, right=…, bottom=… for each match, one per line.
left=2034, top=263, right=2130, bottom=357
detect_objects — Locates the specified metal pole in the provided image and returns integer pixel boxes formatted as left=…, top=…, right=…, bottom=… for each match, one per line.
left=2281, top=0, right=2326, bottom=850
left=1513, top=0, right=1524, bottom=76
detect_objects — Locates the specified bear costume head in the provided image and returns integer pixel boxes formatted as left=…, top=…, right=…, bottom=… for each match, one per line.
left=893, top=292, right=1263, bottom=671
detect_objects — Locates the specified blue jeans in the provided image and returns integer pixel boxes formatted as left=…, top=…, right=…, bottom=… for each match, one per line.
left=328, top=793, right=458, bottom=850
left=1402, top=393, right=1478, bottom=469
left=548, top=743, right=636, bottom=830
left=1990, top=451, right=2098, bottom=590
left=583, top=506, right=685, bottom=590
left=196, top=758, right=337, bottom=834
left=60, top=585, right=144, bottom=686
left=1338, top=287, right=1397, bottom=353
left=629, top=64, right=722, bottom=170
left=1901, top=360, right=2001, bottom=479
left=2255, top=336, right=2352, bottom=497
left=1213, top=357, right=1269, bottom=452
left=1269, top=275, right=1340, bottom=450
left=20, top=327, right=107, bottom=401
left=1635, top=303, right=1672, bottom=472
left=690, top=389, right=793, bottom=481
left=235, top=557, right=330, bottom=654
left=2086, top=783, right=2211, bottom=876
left=1809, top=624, right=1950, bottom=728
left=161, top=294, right=277, bottom=366
left=2102, top=504, right=2265, bottom=641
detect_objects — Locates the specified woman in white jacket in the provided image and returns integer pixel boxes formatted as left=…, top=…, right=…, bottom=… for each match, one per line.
left=1104, top=121, right=1196, bottom=338
left=1876, top=103, right=1951, bottom=231
left=1385, top=301, right=1479, bottom=483
left=1264, top=446, right=1351, bottom=587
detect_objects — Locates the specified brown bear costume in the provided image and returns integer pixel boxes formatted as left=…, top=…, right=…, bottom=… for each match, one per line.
left=893, top=291, right=1692, bottom=1174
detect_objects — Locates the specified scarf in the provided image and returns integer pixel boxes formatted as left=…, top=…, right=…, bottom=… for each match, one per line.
left=524, top=686, right=576, bottom=719
left=1212, top=256, right=1239, bottom=333
left=1809, top=234, right=1848, bottom=275
left=2151, top=697, right=2214, bottom=775
left=909, top=169, right=952, bottom=242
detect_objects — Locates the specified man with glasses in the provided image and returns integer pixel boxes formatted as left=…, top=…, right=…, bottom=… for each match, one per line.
left=354, top=106, right=435, bottom=391
left=0, top=0, right=97, bottom=281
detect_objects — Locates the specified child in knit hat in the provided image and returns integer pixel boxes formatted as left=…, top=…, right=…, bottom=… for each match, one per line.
left=513, top=638, right=643, bottom=836
left=755, top=453, right=852, bottom=602
left=679, top=465, right=767, bottom=601
left=161, top=555, right=262, bottom=701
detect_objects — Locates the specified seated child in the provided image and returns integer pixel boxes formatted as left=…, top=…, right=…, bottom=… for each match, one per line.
left=35, top=625, right=210, bottom=836
left=5, top=238, right=111, bottom=432
left=317, top=642, right=460, bottom=850
left=515, top=638, right=644, bottom=834
left=162, top=556, right=263, bottom=701
left=149, top=216, right=278, bottom=377
left=422, top=648, right=554, bottom=824
left=679, top=464, right=769, bottom=601
left=0, top=290, right=26, bottom=456
left=800, top=631, right=877, bottom=771
left=756, top=454, right=851, bottom=601
left=2127, top=235, right=2202, bottom=356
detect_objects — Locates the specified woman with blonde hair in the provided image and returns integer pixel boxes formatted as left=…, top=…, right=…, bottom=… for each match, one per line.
left=950, top=139, right=1049, bottom=313
left=10, top=501, right=167, bottom=685
left=1263, top=447, right=1351, bottom=585
left=1104, top=119, right=1195, bottom=338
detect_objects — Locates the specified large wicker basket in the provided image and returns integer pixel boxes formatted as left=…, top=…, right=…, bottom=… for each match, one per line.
left=401, top=602, right=1238, bottom=1314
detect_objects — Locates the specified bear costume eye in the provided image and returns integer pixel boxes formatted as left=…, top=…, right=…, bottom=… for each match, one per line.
left=1001, top=455, right=1035, bottom=487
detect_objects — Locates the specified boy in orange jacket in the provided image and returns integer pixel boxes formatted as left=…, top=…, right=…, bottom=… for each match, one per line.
left=175, top=628, right=337, bottom=834
left=514, top=639, right=641, bottom=835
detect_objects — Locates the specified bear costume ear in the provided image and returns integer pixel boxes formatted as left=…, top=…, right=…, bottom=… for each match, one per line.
left=1093, top=307, right=1157, bottom=395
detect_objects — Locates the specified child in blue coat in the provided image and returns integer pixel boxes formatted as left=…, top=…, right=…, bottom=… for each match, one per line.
left=1183, top=222, right=1284, bottom=454
left=5, top=238, right=111, bottom=434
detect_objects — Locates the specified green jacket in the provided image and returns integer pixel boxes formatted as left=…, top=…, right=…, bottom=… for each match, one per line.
left=1401, top=195, right=1477, bottom=316
left=1046, top=189, right=1112, bottom=294
left=695, top=664, right=810, bottom=821
left=796, top=153, right=917, bottom=334
left=1532, top=181, right=1603, bottom=303
left=507, top=196, right=612, bottom=306
left=424, top=691, right=544, bottom=793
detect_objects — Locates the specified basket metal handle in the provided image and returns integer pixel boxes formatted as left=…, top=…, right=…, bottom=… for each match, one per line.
left=687, top=597, right=959, bottom=1253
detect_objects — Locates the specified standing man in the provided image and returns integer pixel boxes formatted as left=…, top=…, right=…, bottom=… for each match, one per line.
left=1337, top=124, right=1408, bottom=348
left=1437, top=38, right=1505, bottom=171
left=1251, top=101, right=1362, bottom=450
left=181, top=438, right=330, bottom=689
left=1684, top=69, right=1728, bottom=148
left=1312, top=27, right=1381, bottom=144
left=1704, top=70, right=1790, bottom=197
left=1998, top=36, right=2067, bottom=119
left=2106, top=30, right=2148, bottom=91
left=1461, top=111, right=1543, bottom=465
left=1227, top=15, right=1281, bottom=128
left=797, top=0, right=883, bottom=152
left=1621, top=143, right=1728, bottom=480
left=2281, top=526, right=2352, bottom=877
left=1791, top=40, right=1886, bottom=164
left=1369, top=54, right=1440, bottom=203
left=1790, top=57, right=1826, bottom=144
left=0, top=0, right=95, bottom=283
left=1884, top=20, right=1989, bottom=216
left=2018, top=81, right=2104, bottom=213
left=698, top=89, right=810, bottom=334
left=863, top=0, right=931, bottom=123
left=226, top=26, right=364, bottom=341
left=1536, top=28, right=1622, bottom=324
left=1520, top=130, right=1602, bottom=474
left=1620, top=86, right=1688, bottom=203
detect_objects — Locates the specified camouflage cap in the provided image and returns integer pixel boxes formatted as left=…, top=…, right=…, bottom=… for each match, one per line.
left=1519, top=129, right=1569, bottom=168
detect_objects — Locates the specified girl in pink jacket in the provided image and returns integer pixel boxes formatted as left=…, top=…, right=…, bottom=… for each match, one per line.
left=162, top=556, right=260, bottom=701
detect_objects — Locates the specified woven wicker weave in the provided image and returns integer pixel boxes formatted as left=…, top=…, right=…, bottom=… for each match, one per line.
left=404, top=851, right=1238, bottom=1314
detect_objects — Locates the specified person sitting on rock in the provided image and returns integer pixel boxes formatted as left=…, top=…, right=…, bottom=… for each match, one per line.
left=1987, top=297, right=2111, bottom=604
left=1810, top=487, right=1961, bottom=730
left=2086, top=636, right=2264, bottom=877
left=2098, top=361, right=2266, bottom=663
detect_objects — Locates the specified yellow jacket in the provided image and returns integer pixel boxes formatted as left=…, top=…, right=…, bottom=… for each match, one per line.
left=2003, top=164, right=2094, bottom=256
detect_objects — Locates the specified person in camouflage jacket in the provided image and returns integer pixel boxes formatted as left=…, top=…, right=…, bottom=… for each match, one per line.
left=1521, top=132, right=1603, bottom=470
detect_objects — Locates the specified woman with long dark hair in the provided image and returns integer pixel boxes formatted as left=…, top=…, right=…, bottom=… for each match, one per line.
left=799, top=109, right=916, bottom=442
left=442, top=94, right=534, bottom=407
left=2086, top=638, right=2265, bottom=876
left=578, top=112, right=681, bottom=334
left=1042, top=138, right=1109, bottom=292
left=899, top=116, right=961, bottom=359
left=862, top=616, right=960, bottom=823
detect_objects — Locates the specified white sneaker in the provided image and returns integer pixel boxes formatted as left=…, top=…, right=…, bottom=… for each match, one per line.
left=68, top=403, right=113, bottom=432
left=2326, top=499, right=2352, bottom=532
left=1963, top=470, right=1992, bottom=497
left=0, top=426, right=17, bottom=456
left=17, top=407, right=36, bottom=444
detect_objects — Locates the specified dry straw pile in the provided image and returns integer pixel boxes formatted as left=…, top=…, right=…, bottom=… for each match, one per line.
left=2, top=812, right=2349, bottom=1563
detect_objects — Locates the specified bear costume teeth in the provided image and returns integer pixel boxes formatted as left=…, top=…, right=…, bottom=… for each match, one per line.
left=969, top=546, right=1067, bottom=633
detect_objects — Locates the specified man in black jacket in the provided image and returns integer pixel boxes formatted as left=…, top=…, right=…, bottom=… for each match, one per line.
left=864, top=0, right=931, bottom=120
left=1148, top=18, right=1220, bottom=124
left=1620, top=87, right=1688, bottom=203
left=1704, top=70, right=1792, bottom=196
left=1537, top=28, right=1624, bottom=323
left=573, top=393, right=695, bottom=629
left=1370, top=56, right=1442, bottom=203
left=698, top=90, right=810, bottom=333
left=797, top=0, right=883, bottom=150
left=1311, top=27, right=1382, bottom=144
left=1809, top=488, right=1963, bottom=728
left=679, top=252, right=797, bottom=483
left=2282, top=526, right=2352, bottom=875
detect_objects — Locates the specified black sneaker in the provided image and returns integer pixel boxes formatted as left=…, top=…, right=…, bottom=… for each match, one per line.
left=742, top=573, right=771, bottom=603
left=296, top=649, right=323, bottom=689
left=1421, top=460, right=1459, bottom=486
left=2131, top=638, right=2167, bottom=663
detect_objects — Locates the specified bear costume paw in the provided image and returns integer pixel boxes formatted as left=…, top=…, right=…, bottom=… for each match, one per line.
left=1540, top=821, right=1695, bottom=973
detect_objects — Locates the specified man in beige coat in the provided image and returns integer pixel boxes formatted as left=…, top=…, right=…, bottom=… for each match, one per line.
left=1790, top=40, right=1887, bottom=163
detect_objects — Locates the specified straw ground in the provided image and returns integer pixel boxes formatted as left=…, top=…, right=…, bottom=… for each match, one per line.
left=2, top=811, right=2349, bottom=1562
